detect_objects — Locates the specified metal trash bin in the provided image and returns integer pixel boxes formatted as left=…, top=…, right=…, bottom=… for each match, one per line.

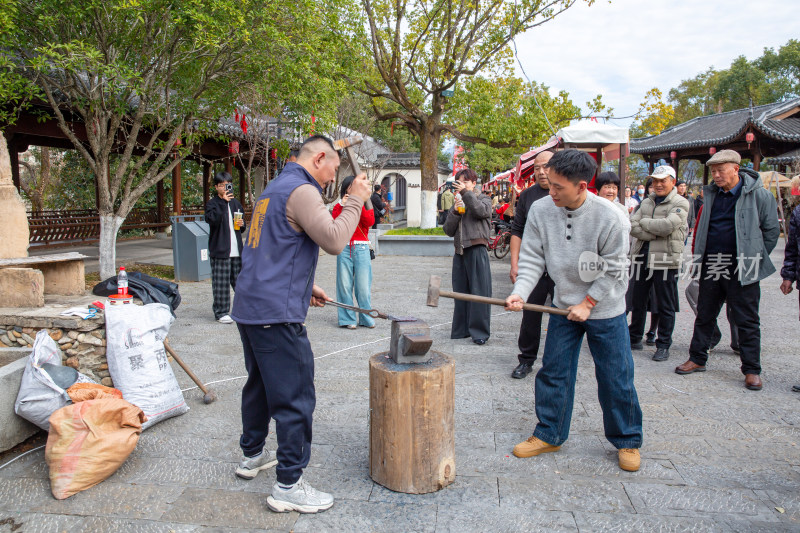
left=170, top=215, right=211, bottom=282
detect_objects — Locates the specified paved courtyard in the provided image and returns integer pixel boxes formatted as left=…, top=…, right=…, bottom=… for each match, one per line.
left=1, top=243, right=799, bottom=532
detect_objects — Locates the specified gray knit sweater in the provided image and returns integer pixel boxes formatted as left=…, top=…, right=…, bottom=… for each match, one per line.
left=512, top=192, right=631, bottom=319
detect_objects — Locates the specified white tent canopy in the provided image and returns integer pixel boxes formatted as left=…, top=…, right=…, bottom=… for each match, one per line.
left=555, top=121, right=630, bottom=145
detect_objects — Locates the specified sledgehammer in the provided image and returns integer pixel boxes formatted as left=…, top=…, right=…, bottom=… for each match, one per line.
left=426, top=275, right=569, bottom=316
left=163, top=338, right=217, bottom=404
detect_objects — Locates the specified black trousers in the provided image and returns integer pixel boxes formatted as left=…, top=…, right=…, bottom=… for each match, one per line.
left=238, top=322, right=315, bottom=485
left=518, top=273, right=555, bottom=364
left=629, top=265, right=679, bottom=349
left=689, top=265, right=761, bottom=375
left=451, top=245, right=492, bottom=341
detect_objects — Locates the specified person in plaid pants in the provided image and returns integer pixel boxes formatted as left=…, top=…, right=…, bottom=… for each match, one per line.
left=205, top=171, right=246, bottom=323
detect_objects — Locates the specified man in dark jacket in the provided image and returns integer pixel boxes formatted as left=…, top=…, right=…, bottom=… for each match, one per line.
left=508, top=150, right=555, bottom=378
left=205, top=171, right=246, bottom=323
left=371, top=185, right=385, bottom=229
left=675, top=150, right=779, bottom=391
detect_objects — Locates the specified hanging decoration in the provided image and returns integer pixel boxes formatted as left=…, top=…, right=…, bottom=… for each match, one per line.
left=240, top=114, right=248, bottom=135
left=310, top=115, right=316, bottom=134
left=228, top=141, right=239, bottom=154
left=234, top=109, right=239, bottom=122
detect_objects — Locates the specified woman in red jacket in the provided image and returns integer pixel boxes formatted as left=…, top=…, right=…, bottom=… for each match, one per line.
left=332, top=175, right=376, bottom=329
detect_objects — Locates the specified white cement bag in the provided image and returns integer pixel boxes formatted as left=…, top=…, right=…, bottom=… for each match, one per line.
left=105, top=303, right=188, bottom=430
left=14, top=331, right=95, bottom=430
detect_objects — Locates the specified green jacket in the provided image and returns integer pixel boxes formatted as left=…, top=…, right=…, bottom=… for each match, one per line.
left=441, top=189, right=455, bottom=211
left=693, top=168, right=779, bottom=285
left=630, top=187, right=690, bottom=270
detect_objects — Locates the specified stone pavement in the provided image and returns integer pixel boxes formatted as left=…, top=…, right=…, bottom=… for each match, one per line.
left=1, top=244, right=799, bottom=532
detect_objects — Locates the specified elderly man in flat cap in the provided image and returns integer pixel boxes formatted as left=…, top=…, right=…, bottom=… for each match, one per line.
left=675, top=149, right=779, bottom=391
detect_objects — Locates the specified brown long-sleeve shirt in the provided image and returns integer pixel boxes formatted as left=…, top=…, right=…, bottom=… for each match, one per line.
left=285, top=184, right=365, bottom=255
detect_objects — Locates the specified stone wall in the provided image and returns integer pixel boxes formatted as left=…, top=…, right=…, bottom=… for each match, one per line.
left=0, top=322, right=112, bottom=386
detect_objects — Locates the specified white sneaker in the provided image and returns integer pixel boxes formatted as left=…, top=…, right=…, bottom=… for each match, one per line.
left=217, top=315, right=233, bottom=324
left=235, top=449, right=277, bottom=480
left=266, top=476, right=334, bottom=514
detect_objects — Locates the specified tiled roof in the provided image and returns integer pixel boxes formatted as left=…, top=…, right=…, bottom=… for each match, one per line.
left=765, top=146, right=800, bottom=165
left=630, top=98, right=800, bottom=154
left=376, top=152, right=450, bottom=174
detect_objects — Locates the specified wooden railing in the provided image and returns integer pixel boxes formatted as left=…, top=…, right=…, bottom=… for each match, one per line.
left=27, top=206, right=253, bottom=248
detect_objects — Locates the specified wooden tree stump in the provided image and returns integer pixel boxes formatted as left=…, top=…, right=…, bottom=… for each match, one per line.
left=369, top=350, right=455, bottom=494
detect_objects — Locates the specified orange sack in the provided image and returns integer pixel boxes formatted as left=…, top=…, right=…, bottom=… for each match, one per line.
left=66, top=382, right=123, bottom=402
left=45, top=399, right=146, bottom=499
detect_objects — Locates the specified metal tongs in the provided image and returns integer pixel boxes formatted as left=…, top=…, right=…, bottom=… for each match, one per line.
left=324, top=300, right=417, bottom=322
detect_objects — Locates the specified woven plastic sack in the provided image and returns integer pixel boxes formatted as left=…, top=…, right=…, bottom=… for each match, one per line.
left=14, top=330, right=95, bottom=430
left=104, top=303, right=188, bottom=429
left=46, top=399, right=145, bottom=499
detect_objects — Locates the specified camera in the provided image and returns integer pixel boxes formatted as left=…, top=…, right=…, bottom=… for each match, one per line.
left=225, top=183, right=233, bottom=193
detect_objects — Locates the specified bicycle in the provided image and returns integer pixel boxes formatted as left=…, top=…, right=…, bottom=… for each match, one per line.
left=488, top=222, right=512, bottom=259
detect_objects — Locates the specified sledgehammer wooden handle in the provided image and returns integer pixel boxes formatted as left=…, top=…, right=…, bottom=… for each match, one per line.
left=437, top=289, right=570, bottom=316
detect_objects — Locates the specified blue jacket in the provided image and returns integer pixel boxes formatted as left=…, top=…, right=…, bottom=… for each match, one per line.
left=693, top=168, right=779, bottom=285
left=230, top=163, right=322, bottom=324
left=781, top=204, right=800, bottom=284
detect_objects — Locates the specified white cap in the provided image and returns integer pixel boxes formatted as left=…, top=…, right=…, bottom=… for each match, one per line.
left=649, top=165, right=676, bottom=180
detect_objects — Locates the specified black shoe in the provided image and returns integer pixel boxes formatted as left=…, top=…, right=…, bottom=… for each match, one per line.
left=473, top=338, right=487, bottom=345
left=652, top=347, right=670, bottom=361
left=792, top=384, right=800, bottom=392
left=645, top=333, right=656, bottom=346
left=631, top=339, right=643, bottom=350
left=511, top=362, right=534, bottom=379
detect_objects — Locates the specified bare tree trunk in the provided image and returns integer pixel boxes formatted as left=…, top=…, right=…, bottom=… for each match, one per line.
left=35, top=147, right=51, bottom=213
left=419, top=125, right=441, bottom=229
left=98, top=213, right=124, bottom=279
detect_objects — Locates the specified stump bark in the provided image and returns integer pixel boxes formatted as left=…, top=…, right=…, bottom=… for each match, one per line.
left=369, top=350, right=455, bottom=494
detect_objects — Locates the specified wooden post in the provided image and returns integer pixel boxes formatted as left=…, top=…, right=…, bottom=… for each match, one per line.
left=156, top=179, right=164, bottom=224
left=703, top=163, right=709, bottom=185
left=774, top=174, right=788, bottom=242
left=238, top=162, right=246, bottom=207
left=648, top=160, right=654, bottom=175
left=172, top=159, right=182, bottom=215
left=224, top=158, right=232, bottom=174
left=753, top=148, right=762, bottom=172
left=202, top=161, right=211, bottom=206
left=618, top=144, right=627, bottom=202
left=369, top=351, right=456, bottom=494
left=674, top=158, right=680, bottom=180
left=8, top=144, right=20, bottom=190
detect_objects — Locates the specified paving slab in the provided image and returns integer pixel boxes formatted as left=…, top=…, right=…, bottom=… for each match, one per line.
left=0, top=242, right=798, bottom=531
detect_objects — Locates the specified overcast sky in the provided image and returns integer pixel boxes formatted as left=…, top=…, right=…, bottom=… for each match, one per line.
left=514, top=0, right=800, bottom=128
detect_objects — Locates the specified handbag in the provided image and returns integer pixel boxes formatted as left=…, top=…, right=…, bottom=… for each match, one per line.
left=369, top=247, right=376, bottom=260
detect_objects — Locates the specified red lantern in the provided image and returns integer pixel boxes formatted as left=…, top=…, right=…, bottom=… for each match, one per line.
left=240, top=114, right=248, bottom=135
left=746, top=131, right=755, bottom=147
left=709, top=147, right=716, bottom=155
left=670, top=151, right=677, bottom=160
left=228, top=141, right=239, bottom=154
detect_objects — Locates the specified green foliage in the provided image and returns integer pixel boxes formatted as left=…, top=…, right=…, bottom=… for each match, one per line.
left=629, top=88, right=675, bottom=138
left=384, top=227, right=446, bottom=235
left=355, top=0, right=591, bottom=195
left=666, top=39, right=800, bottom=126
left=449, top=77, right=581, bottom=174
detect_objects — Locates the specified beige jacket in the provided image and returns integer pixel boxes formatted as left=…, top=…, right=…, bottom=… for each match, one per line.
left=630, top=188, right=689, bottom=269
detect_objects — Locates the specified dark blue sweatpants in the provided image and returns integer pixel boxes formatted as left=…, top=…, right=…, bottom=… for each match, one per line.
left=237, top=322, right=315, bottom=485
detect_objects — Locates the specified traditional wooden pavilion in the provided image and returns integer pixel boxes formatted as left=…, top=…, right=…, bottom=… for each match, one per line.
left=630, top=97, right=800, bottom=184
left=2, top=103, right=280, bottom=247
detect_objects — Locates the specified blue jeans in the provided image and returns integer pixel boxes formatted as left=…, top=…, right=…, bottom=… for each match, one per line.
left=532, top=313, right=643, bottom=449
left=336, top=244, right=375, bottom=327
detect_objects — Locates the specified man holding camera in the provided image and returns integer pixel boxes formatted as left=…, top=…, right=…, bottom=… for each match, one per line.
left=205, top=171, right=246, bottom=324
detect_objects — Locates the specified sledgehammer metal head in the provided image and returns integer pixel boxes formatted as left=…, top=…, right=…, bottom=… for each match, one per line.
left=426, top=275, right=442, bottom=307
